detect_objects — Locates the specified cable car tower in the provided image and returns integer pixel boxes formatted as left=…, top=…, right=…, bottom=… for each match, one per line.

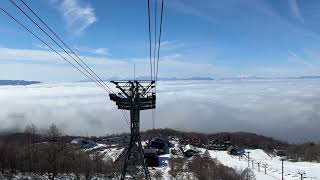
left=109, top=0, right=164, bottom=178
left=109, top=80, right=155, bottom=179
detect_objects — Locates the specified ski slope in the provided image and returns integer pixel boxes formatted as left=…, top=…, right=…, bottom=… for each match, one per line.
left=206, top=149, right=320, bottom=180
left=90, top=141, right=320, bottom=179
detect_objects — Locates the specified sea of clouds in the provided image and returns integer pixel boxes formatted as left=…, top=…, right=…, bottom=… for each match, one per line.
left=0, top=79, right=320, bottom=143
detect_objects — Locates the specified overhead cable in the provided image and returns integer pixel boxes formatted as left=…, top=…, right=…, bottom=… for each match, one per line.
left=147, top=0, right=153, bottom=80
left=9, top=0, right=113, bottom=93
left=155, top=0, right=164, bottom=82
left=18, top=0, right=114, bottom=94
left=0, top=7, right=110, bottom=94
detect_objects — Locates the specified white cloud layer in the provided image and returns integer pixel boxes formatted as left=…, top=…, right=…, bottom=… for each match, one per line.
left=288, top=0, right=304, bottom=23
left=52, top=0, right=97, bottom=34
left=74, top=46, right=109, bottom=56
left=2, top=47, right=320, bottom=82
left=0, top=79, right=320, bottom=143
left=94, top=48, right=108, bottom=55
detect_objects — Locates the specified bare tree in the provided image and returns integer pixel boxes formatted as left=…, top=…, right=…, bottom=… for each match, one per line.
left=152, top=170, right=164, bottom=180
left=24, top=125, right=33, bottom=173
left=30, top=124, right=38, bottom=173
left=46, top=123, right=61, bottom=180
left=7, top=144, right=18, bottom=178
left=0, top=142, right=4, bottom=175
left=102, top=160, right=116, bottom=178
left=239, top=168, right=256, bottom=180
left=169, top=156, right=185, bottom=178
left=92, top=153, right=104, bottom=177
left=187, top=155, right=216, bottom=179
left=82, top=153, right=94, bottom=180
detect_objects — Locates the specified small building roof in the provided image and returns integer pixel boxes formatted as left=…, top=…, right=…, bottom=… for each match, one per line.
left=71, top=138, right=97, bottom=149
left=183, top=144, right=199, bottom=153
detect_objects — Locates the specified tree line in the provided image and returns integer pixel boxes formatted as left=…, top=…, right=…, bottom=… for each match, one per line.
left=0, top=123, right=121, bottom=179
left=142, top=128, right=320, bottom=162
left=142, top=128, right=289, bottom=150
left=168, top=150, right=255, bottom=180
left=286, top=142, right=320, bottom=162
left=0, top=125, right=319, bottom=179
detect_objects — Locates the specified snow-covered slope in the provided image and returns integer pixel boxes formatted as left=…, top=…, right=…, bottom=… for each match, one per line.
left=87, top=142, right=320, bottom=179
left=206, top=149, right=320, bottom=180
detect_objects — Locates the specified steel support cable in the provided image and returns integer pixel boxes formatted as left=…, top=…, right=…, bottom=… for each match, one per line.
left=155, top=0, right=164, bottom=82
left=18, top=0, right=114, bottom=94
left=9, top=0, right=113, bottom=94
left=154, top=0, right=164, bottom=130
left=151, top=0, right=158, bottom=129
left=0, top=7, right=110, bottom=94
left=147, top=0, right=153, bottom=80
left=153, top=0, right=157, bottom=80
left=121, top=110, right=130, bottom=126
left=14, top=0, right=129, bottom=127
left=2, top=6, right=129, bottom=128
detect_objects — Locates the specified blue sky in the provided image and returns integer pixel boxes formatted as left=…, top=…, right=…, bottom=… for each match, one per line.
left=1, top=0, right=320, bottom=81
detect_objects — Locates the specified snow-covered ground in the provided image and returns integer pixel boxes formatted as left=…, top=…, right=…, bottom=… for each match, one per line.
left=205, top=149, right=320, bottom=180
left=4, top=141, right=320, bottom=179
left=100, top=147, right=124, bottom=162
left=84, top=140, right=319, bottom=180
left=84, top=143, right=124, bottom=162
left=153, top=148, right=320, bottom=180
left=80, top=140, right=320, bottom=179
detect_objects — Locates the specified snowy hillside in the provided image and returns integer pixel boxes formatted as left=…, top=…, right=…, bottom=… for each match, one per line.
left=206, top=149, right=320, bottom=180
left=1, top=135, right=319, bottom=180
left=93, top=140, right=320, bottom=179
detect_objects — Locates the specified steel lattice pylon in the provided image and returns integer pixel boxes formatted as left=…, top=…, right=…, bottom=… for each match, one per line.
left=109, top=80, right=155, bottom=180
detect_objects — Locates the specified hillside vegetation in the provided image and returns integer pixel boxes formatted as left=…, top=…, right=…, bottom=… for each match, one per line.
left=0, top=126, right=319, bottom=179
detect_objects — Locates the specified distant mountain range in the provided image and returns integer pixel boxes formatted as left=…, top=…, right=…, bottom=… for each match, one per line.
left=296, top=76, right=320, bottom=79
left=80, top=76, right=214, bottom=82
left=135, top=76, right=214, bottom=81
left=4, top=76, right=320, bottom=85
left=0, top=80, right=41, bottom=86
left=80, top=75, right=320, bottom=82
left=218, top=76, right=320, bottom=80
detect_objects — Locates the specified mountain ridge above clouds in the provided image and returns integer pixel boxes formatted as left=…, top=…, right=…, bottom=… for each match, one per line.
left=0, top=80, right=41, bottom=86
left=79, top=75, right=320, bottom=82
left=79, top=76, right=214, bottom=82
